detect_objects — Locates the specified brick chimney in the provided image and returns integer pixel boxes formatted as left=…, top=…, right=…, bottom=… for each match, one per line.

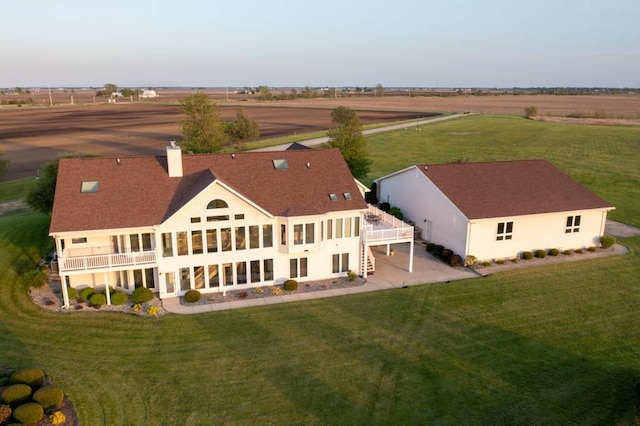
left=166, top=141, right=183, bottom=177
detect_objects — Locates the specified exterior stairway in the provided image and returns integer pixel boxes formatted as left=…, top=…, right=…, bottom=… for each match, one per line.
left=361, top=245, right=375, bottom=276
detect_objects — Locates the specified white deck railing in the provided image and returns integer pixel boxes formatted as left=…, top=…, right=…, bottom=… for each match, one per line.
left=59, top=250, right=156, bottom=272
left=363, top=205, right=414, bottom=243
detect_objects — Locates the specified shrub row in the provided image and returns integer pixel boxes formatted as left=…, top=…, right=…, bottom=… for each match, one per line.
left=426, top=242, right=463, bottom=267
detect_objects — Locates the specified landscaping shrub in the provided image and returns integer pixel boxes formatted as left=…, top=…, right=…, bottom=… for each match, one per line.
left=110, top=291, right=128, bottom=306
left=449, top=254, right=463, bottom=267
left=496, top=259, right=505, bottom=265
left=12, top=402, right=44, bottom=425
left=587, top=246, right=596, bottom=252
left=388, top=207, right=403, bottom=220
left=50, top=410, right=66, bottom=425
left=10, top=368, right=45, bottom=388
left=433, top=245, right=444, bottom=257
left=426, top=242, right=435, bottom=252
left=1, top=384, right=32, bottom=406
left=511, top=258, right=518, bottom=263
left=524, top=106, right=538, bottom=118
left=575, top=248, right=584, bottom=254
left=253, top=287, right=264, bottom=295
left=522, top=251, right=534, bottom=260
left=22, top=269, right=47, bottom=288
left=481, top=261, right=491, bottom=267
left=440, top=249, right=453, bottom=263
left=184, top=289, right=201, bottom=303
left=347, top=270, right=357, bottom=281
left=563, top=249, right=572, bottom=255
left=132, top=287, right=154, bottom=304
left=600, top=235, right=616, bottom=248
left=89, top=293, right=106, bottom=308
left=548, top=248, right=560, bottom=256
left=67, top=287, right=78, bottom=300
left=283, top=279, right=298, bottom=291
left=237, top=291, right=248, bottom=299
left=0, top=404, right=11, bottom=424
left=79, top=287, right=95, bottom=301
left=270, top=287, right=283, bottom=295
left=33, top=386, right=64, bottom=409
left=534, top=249, right=547, bottom=258
left=464, top=255, right=478, bottom=268
left=379, top=202, right=390, bottom=212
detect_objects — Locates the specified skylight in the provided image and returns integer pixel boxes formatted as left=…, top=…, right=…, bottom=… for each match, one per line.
left=329, top=193, right=338, bottom=201
left=343, top=192, right=352, bottom=200
left=272, top=159, right=288, bottom=169
left=80, top=181, right=99, bottom=193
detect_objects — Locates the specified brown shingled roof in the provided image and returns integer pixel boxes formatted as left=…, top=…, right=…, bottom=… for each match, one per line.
left=50, top=148, right=367, bottom=233
left=416, top=160, right=613, bottom=219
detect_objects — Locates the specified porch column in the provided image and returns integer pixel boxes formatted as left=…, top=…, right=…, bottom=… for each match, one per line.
left=60, top=275, right=70, bottom=308
left=104, top=272, right=111, bottom=305
left=409, top=239, right=414, bottom=273
left=363, top=244, right=368, bottom=279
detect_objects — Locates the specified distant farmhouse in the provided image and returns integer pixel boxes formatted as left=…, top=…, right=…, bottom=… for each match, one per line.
left=141, top=90, right=158, bottom=98
left=375, top=160, right=614, bottom=262
left=49, top=146, right=413, bottom=307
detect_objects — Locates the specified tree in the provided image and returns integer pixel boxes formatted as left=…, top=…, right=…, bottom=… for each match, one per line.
left=26, top=153, right=95, bottom=215
left=257, top=86, right=272, bottom=101
left=524, top=106, right=538, bottom=119
left=0, top=147, right=8, bottom=180
left=375, top=83, right=384, bottom=97
left=179, top=93, right=227, bottom=153
left=223, top=109, right=260, bottom=150
left=324, top=106, right=372, bottom=179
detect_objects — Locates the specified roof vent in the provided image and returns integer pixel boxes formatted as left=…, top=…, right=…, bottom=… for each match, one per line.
left=170, top=140, right=177, bottom=148
left=424, top=166, right=428, bottom=171
left=116, top=158, right=121, bottom=165
left=231, top=154, right=236, bottom=159
left=306, top=162, right=310, bottom=168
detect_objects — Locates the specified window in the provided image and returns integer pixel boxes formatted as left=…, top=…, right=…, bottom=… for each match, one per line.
left=191, top=231, right=203, bottom=254
left=341, top=253, right=349, bottom=272
left=281, top=224, right=286, bottom=245
left=145, top=268, right=155, bottom=289
left=566, top=215, right=581, bottom=233
left=354, top=216, right=360, bottom=237
left=207, top=215, right=229, bottom=222
left=294, top=224, right=303, bottom=245
left=321, top=221, right=324, bottom=241
left=327, top=219, right=333, bottom=240
left=272, top=159, right=288, bottom=169
left=237, top=262, right=247, bottom=284
left=336, top=218, right=343, bottom=238
left=290, top=257, right=308, bottom=278
left=300, top=257, right=308, bottom=277
left=290, top=258, right=297, bottom=278
left=264, top=259, right=274, bottom=281
left=165, top=272, right=175, bottom=293
left=221, top=228, right=232, bottom=252
left=332, top=253, right=349, bottom=273
left=80, top=180, right=99, bottom=193
left=190, top=217, right=201, bottom=223
left=142, top=233, right=152, bottom=251
left=497, top=222, right=513, bottom=241
left=345, top=218, right=352, bottom=238
left=234, top=214, right=245, bottom=220
left=305, top=223, right=314, bottom=244
left=207, top=199, right=228, bottom=209
left=250, top=260, right=261, bottom=283
left=130, top=235, right=140, bottom=252
left=208, top=265, right=219, bottom=287
left=177, top=231, right=188, bottom=255
left=133, top=270, right=143, bottom=288
left=180, top=267, right=190, bottom=291
left=206, top=229, right=217, bottom=253
left=263, top=225, right=273, bottom=248
left=332, top=254, right=340, bottom=273
left=194, top=266, right=205, bottom=289
left=223, top=263, right=233, bottom=286
left=249, top=226, right=260, bottom=249
left=71, top=237, right=87, bottom=244
left=235, top=227, right=246, bottom=250
left=162, top=233, right=173, bottom=257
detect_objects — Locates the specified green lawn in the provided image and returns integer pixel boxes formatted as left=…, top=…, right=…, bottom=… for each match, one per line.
left=0, top=178, right=36, bottom=202
left=1, top=115, right=639, bottom=424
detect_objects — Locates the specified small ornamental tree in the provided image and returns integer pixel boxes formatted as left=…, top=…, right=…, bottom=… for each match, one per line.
left=179, top=93, right=227, bottom=153
left=223, top=109, right=260, bottom=150
left=600, top=235, right=616, bottom=248
left=324, top=106, right=372, bottom=179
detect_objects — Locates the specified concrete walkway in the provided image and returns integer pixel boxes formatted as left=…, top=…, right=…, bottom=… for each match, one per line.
left=254, top=113, right=468, bottom=151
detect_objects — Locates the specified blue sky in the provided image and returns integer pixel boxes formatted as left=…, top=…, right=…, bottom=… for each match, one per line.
left=2, top=0, right=639, bottom=88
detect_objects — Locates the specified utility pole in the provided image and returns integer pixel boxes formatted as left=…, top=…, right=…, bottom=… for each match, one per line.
left=48, top=87, right=53, bottom=107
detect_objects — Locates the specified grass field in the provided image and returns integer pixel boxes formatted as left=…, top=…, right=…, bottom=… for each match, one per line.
left=1, top=115, right=639, bottom=424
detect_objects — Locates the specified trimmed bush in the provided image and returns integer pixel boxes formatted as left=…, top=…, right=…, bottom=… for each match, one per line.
left=522, top=251, right=534, bottom=260
left=132, top=287, right=154, bottom=304
left=426, top=242, right=435, bottom=252
left=600, top=235, right=616, bottom=248
left=534, top=249, right=547, bottom=258
left=449, top=254, right=463, bottom=267
left=1, top=384, right=32, bottom=406
left=379, top=202, right=390, bottom=212
left=464, top=255, right=478, bottom=268
left=388, top=207, right=403, bottom=220
left=587, top=246, right=596, bottom=252
left=283, top=279, right=298, bottom=291
left=440, top=249, right=453, bottom=263
left=10, top=368, right=45, bottom=389
left=110, top=291, right=128, bottom=306
left=563, top=249, right=572, bottom=255
left=66, top=287, right=78, bottom=300
left=433, top=245, right=444, bottom=258
left=0, top=404, right=11, bottom=424
left=184, top=289, right=201, bottom=303
left=89, top=293, right=106, bottom=308
left=12, top=402, right=44, bottom=425
left=496, top=259, right=505, bottom=265
left=79, top=287, right=95, bottom=301
left=575, top=248, right=584, bottom=254
left=548, top=248, right=560, bottom=256
left=33, top=386, right=64, bottom=409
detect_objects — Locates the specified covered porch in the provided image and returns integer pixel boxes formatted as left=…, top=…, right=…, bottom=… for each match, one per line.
left=361, top=205, right=415, bottom=278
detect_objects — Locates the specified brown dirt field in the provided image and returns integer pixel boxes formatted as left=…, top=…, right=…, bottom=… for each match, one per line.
left=0, top=103, right=421, bottom=181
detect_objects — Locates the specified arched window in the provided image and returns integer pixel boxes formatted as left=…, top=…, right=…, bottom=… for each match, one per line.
left=207, top=199, right=229, bottom=209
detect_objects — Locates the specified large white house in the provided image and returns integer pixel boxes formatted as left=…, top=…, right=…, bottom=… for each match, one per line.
left=50, top=145, right=413, bottom=307
left=375, top=160, right=614, bottom=262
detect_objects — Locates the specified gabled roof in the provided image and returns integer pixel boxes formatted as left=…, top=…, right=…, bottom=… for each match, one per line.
left=50, top=148, right=367, bottom=233
left=414, top=160, right=613, bottom=219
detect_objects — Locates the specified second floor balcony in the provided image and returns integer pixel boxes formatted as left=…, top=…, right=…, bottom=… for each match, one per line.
left=59, top=246, right=157, bottom=272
